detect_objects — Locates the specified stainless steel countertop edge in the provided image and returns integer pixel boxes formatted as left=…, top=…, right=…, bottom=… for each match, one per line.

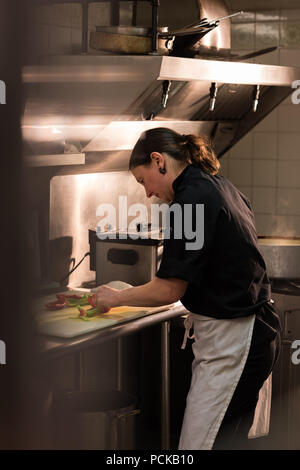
left=36, top=304, right=189, bottom=363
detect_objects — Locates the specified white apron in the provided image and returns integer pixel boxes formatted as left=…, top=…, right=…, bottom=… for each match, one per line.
left=178, top=312, right=272, bottom=450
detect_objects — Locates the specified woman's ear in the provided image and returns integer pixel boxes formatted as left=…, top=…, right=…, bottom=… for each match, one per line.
left=150, top=151, right=164, bottom=168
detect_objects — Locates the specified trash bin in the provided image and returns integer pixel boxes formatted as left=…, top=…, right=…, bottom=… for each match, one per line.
left=52, top=389, right=140, bottom=450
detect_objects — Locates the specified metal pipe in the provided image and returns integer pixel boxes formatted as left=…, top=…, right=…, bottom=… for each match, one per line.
left=74, top=352, right=82, bottom=389
left=132, top=0, right=137, bottom=26
left=110, top=0, right=120, bottom=26
left=81, top=0, right=89, bottom=54
left=161, top=320, right=170, bottom=450
left=206, top=10, right=244, bottom=26
left=151, top=0, right=160, bottom=53
left=117, top=338, right=122, bottom=391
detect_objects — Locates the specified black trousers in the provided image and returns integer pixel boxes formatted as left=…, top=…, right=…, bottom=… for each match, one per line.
left=212, top=307, right=281, bottom=450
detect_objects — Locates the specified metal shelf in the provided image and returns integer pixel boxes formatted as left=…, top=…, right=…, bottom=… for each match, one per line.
left=25, top=152, right=85, bottom=167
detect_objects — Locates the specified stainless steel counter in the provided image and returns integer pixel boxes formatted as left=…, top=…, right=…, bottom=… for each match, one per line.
left=36, top=303, right=188, bottom=362
left=35, top=301, right=188, bottom=450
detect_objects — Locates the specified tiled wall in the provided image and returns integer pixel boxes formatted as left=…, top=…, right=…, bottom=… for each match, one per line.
left=220, top=9, right=300, bottom=237
left=29, top=3, right=300, bottom=240
left=28, top=1, right=198, bottom=59
left=29, top=2, right=111, bottom=58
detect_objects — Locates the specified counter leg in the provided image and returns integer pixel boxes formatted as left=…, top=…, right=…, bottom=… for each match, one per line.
left=74, top=351, right=84, bottom=390
left=161, top=320, right=170, bottom=449
left=117, top=338, right=122, bottom=391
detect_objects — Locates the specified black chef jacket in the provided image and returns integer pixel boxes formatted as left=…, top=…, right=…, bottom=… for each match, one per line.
left=156, top=164, right=272, bottom=320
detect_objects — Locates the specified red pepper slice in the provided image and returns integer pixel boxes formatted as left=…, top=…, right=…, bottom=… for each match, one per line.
left=45, top=301, right=66, bottom=310
left=87, top=294, right=96, bottom=308
left=78, top=307, right=86, bottom=317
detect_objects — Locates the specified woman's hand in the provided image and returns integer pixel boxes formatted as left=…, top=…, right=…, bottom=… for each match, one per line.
left=94, top=285, right=121, bottom=309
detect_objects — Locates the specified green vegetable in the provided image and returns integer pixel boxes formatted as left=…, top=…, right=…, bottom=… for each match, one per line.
left=76, top=305, right=101, bottom=320
left=66, top=293, right=93, bottom=307
left=85, top=307, right=101, bottom=318
left=78, top=316, right=90, bottom=321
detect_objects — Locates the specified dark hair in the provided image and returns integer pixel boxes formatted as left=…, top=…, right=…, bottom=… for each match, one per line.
left=129, top=127, right=220, bottom=176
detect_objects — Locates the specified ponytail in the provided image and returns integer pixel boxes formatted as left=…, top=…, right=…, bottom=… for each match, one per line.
left=181, top=133, right=220, bottom=175
left=129, top=127, right=220, bottom=176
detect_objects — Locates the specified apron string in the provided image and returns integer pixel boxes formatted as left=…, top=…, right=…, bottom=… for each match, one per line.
left=181, top=314, right=195, bottom=350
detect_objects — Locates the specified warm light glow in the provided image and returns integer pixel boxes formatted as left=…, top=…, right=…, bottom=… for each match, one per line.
left=23, top=65, right=146, bottom=83
left=258, top=238, right=300, bottom=246
left=22, top=124, right=104, bottom=129
left=51, top=127, right=63, bottom=134
left=200, top=26, right=223, bottom=49
left=22, top=123, right=106, bottom=142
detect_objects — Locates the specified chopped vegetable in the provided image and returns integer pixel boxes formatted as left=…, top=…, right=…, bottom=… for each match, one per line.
left=86, top=307, right=99, bottom=317
left=87, top=294, right=96, bottom=308
left=78, top=316, right=90, bottom=321
left=45, top=300, right=66, bottom=310
left=66, top=293, right=92, bottom=307
left=77, top=306, right=87, bottom=317
left=76, top=304, right=111, bottom=320
left=56, top=294, right=66, bottom=302
left=45, top=292, right=101, bottom=313
left=102, top=306, right=111, bottom=314
left=55, top=293, right=83, bottom=305
left=77, top=306, right=99, bottom=318
left=77, top=306, right=95, bottom=320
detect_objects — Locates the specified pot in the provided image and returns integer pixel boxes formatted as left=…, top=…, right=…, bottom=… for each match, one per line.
left=90, top=26, right=172, bottom=55
left=90, top=10, right=242, bottom=57
left=258, top=237, right=300, bottom=281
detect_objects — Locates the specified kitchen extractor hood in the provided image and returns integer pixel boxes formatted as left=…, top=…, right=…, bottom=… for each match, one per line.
left=21, top=0, right=300, bottom=173
left=22, top=53, right=300, bottom=173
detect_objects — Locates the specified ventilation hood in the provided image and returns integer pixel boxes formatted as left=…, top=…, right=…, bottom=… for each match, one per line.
left=22, top=52, right=300, bottom=174
left=22, top=0, right=300, bottom=173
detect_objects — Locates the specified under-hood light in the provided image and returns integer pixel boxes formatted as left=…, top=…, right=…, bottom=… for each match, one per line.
left=209, top=82, right=218, bottom=111
left=252, top=84, right=261, bottom=112
left=161, top=80, right=172, bottom=108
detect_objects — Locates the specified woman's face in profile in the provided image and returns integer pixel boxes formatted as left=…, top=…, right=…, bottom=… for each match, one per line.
left=131, top=159, right=174, bottom=203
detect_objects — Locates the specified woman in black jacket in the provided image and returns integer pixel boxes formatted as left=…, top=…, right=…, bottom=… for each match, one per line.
left=95, top=127, right=281, bottom=450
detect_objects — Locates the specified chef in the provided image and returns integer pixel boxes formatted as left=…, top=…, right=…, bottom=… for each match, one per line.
left=94, top=127, right=281, bottom=450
